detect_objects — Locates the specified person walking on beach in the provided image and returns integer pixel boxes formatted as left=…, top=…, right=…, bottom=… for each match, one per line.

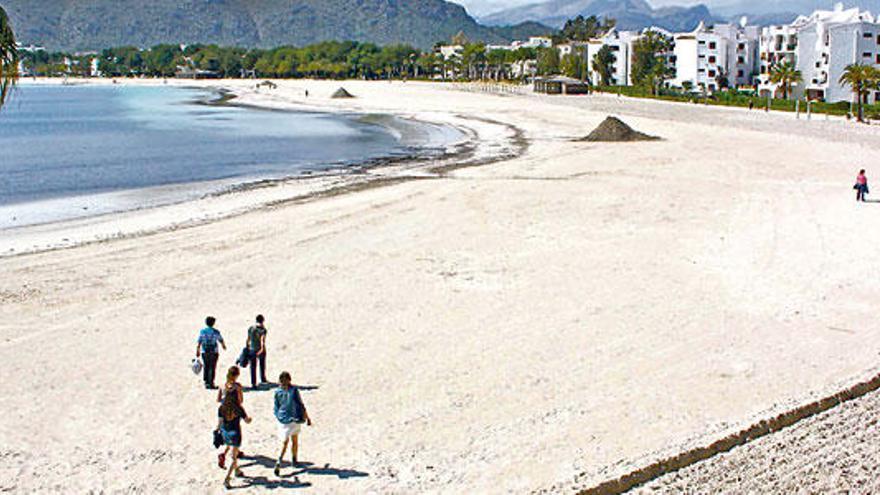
left=246, top=315, right=268, bottom=389
left=273, top=371, right=312, bottom=475
left=196, top=316, right=226, bottom=389
left=217, top=366, right=251, bottom=488
left=856, top=169, right=869, bottom=202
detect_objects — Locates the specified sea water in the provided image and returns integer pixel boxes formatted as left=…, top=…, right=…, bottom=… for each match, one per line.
left=0, top=84, right=458, bottom=229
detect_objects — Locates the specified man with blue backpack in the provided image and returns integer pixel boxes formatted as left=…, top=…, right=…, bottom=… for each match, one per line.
left=196, top=316, right=227, bottom=389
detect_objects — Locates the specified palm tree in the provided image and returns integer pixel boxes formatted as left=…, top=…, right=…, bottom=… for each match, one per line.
left=839, top=63, right=880, bottom=122
left=768, top=61, right=802, bottom=100
left=0, top=5, right=19, bottom=110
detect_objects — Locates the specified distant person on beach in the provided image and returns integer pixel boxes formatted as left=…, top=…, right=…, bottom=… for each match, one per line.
left=196, top=316, right=226, bottom=389
left=218, top=366, right=251, bottom=488
left=246, top=315, right=268, bottom=388
left=856, top=169, right=869, bottom=202
left=305, top=89, right=309, bottom=98
left=273, top=371, right=312, bottom=475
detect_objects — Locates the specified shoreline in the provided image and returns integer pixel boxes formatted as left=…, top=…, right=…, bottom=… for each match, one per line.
left=0, top=80, right=525, bottom=258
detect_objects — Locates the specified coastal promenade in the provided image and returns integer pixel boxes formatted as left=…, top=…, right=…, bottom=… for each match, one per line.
left=2, top=80, right=880, bottom=493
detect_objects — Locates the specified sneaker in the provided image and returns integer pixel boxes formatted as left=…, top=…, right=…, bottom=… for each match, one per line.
left=274, top=462, right=281, bottom=476
left=218, top=452, right=226, bottom=469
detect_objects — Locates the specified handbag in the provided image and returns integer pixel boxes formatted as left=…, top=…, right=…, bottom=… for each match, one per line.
left=236, top=347, right=250, bottom=368
left=213, top=429, right=223, bottom=449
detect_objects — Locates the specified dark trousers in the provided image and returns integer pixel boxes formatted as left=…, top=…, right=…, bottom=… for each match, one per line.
left=203, top=352, right=219, bottom=387
left=248, top=351, right=267, bottom=386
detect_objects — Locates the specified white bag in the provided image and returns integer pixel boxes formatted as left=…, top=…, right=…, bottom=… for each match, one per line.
left=191, top=357, right=203, bottom=375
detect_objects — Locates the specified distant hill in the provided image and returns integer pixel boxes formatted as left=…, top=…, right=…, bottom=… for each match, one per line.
left=712, top=0, right=880, bottom=17
left=480, top=0, right=721, bottom=31
left=1, top=0, right=555, bottom=52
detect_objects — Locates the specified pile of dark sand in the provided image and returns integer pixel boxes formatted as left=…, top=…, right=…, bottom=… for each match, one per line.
left=577, top=116, right=660, bottom=142
left=331, top=87, right=355, bottom=99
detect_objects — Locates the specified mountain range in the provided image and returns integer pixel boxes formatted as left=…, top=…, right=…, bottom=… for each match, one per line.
left=480, top=0, right=720, bottom=31
left=1, top=0, right=553, bottom=52
left=479, top=0, right=880, bottom=31
left=7, top=0, right=880, bottom=53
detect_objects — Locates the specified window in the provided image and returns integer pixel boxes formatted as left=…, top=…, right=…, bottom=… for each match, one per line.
left=698, top=40, right=706, bottom=45
left=737, top=56, right=745, bottom=64
left=611, top=46, right=620, bottom=51
left=864, top=52, right=873, bottom=58
left=708, top=70, right=716, bottom=77
left=709, top=56, right=717, bottom=64
left=877, top=34, right=880, bottom=44
left=709, top=42, right=717, bottom=49
left=865, top=32, right=874, bottom=38
left=816, top=61, right=821, bottom=68
left=876, top=54, right=880, bottom=64
left=738, top=43, right=745, bottom=51
left=737, top=70, right=744, bottom=77
left=698, top=68, right=705, bottom=73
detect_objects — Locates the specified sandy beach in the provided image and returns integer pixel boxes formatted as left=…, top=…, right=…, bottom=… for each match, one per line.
left=2, top=79, right=880, bottom=494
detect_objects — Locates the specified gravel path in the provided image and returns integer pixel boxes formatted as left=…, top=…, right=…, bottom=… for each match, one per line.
left=636, top=389, right=880, bottom=493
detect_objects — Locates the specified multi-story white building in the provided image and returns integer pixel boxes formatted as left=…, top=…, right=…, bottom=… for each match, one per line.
left=672, top=21, right=759, bottom=92
left=758, top=5, right=880, bottom=102
left=586, top=29, right=640, bottom=85
left=757, top=24, right=801, bottom=97
left=514, top=36, right=553, bottom=49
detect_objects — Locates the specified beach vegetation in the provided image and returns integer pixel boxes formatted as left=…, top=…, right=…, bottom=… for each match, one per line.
left=839, top=63, right=880, bottom=122
left=768, top=61, right=802, bottom=101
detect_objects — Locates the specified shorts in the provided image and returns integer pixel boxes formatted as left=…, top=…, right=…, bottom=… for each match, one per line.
left=221, top=427, right=242, bottom=447
left=278, top=421, right=302, bottom=440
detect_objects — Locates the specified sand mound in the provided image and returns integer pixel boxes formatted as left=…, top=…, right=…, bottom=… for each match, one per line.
left=578, top=116, right=660, bottom=142
left=331, top=87, right=355, bottom=99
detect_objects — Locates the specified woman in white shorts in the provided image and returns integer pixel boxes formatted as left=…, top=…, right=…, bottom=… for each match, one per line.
left=273, top=371, right=312, bottom=476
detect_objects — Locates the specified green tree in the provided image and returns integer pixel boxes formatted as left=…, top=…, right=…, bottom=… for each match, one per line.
left=461, top=43, right=486, bottom=80
left=560, top=49, right=586, bottom=80
left=769, top=61, right=802, bottom=100
left=557, top=15, right=616, bottom=43
left=592, top=45, right=615, bottom=86
left=1, top=5, right=19, bottom=109
left=631, top=30, right=672, bottom=93
left=536, top=46, right=559, bottom=76
left=839, top=63, right=880, bottom=122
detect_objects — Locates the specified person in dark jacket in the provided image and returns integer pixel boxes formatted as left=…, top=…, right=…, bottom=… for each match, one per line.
left=245, top=315, right=268, bottom=388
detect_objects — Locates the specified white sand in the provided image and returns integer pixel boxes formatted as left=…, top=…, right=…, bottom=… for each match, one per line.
left=638, top=387, right=880, bottom=492
left=2, top=80, right=880, bottom=493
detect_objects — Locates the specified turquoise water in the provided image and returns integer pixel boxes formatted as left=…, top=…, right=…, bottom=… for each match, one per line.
left=0, top=85, right=457, bottom=228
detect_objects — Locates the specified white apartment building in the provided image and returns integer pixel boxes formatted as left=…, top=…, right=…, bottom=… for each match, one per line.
left=672, top=21, right=759, bottom=92
left=586, top=29, right=639, bottom=85
left=514, top=36, right=553, bottom=49
left=758, top=5, right=880, bottom=102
